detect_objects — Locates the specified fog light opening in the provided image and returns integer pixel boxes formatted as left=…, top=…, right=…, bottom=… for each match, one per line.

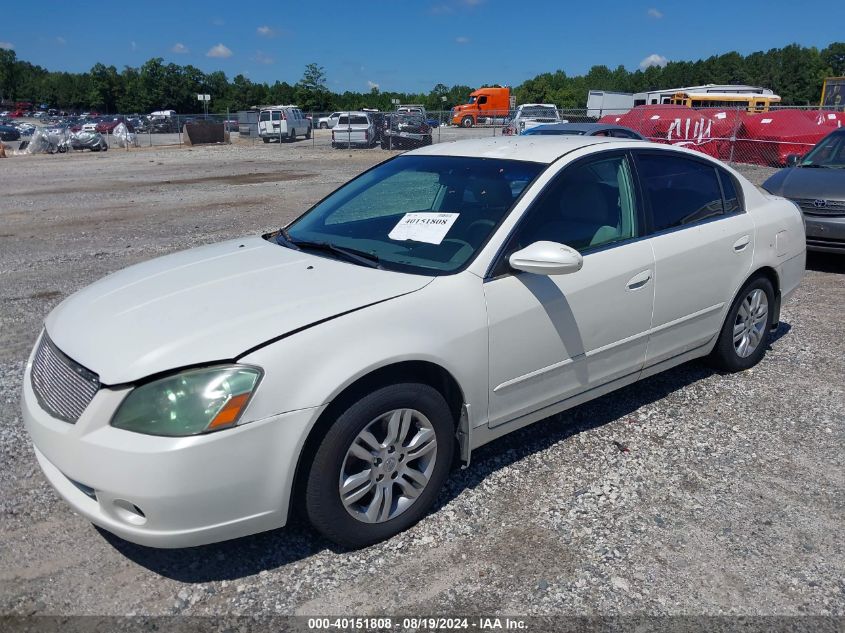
left=113, top=499, right=147, bottom=526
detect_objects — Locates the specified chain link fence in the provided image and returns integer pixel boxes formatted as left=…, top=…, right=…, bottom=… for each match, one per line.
left=5, top=105, right=842, bottom=167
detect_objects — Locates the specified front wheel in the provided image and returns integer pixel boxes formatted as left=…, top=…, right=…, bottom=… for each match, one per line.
left=709, top=276, right=774, bottom=372
left=305, top=383, right=455, bottom=548
left=461, top=116, right=474, bottom=128
left=305, top=127, right=311, bottom=139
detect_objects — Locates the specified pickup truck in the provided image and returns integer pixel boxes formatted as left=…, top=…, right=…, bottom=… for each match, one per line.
left=502, top=104, right=563, bottom=135
left=331, top=112, right=376, bottom=148
left=317, top=112, right=342, bottom=129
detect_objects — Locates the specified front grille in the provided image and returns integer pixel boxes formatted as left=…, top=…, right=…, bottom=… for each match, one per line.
left=30, top=333, right=100, bottom=423
left=792, top=198, right=845, bottom=217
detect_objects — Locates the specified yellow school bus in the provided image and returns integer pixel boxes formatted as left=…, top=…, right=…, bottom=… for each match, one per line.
left=669, top=91, right=781, bottom=112
left=820, top=77, right=844, bottom=109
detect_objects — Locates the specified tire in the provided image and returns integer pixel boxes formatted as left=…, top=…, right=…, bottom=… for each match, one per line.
left=289, top=130, right=296, bottom=142
left=101, top=143, right=108, bottom=152
left=262, top=137, right=270, bottom=144
left=461, top=116, right=474, bottom=128
left=424, top=135, right=433, bottom=146
left=380, top=138, right=389, bottom=149
left=305, top=126, right=311, bottom=139
left=709, top=275, right=774, bottom=372
left=320, top=122, right=328, bottom=129
left=305, top=383, right=455, bottom=548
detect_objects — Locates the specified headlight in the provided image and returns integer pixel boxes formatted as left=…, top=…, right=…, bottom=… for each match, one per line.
left=111, top=365, right=262, bottom=437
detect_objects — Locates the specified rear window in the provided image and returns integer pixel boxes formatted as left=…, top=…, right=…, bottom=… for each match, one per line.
left=339, top=115, right=369, bottom=125
left=272, top=111, right=282, bottom=121
left=259, top=111, right=270, bottom=121
left=522, top=106, right=557, bottom=118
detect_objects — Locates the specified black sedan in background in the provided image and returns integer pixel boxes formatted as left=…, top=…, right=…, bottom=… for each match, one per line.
left=0, top=124, right=21, bottom=142
left=763, top=128, right=845, bottom=254
left=520, top=122, right=645, bottom=139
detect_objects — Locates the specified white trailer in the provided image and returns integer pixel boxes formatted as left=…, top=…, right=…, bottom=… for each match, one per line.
left=586, top=91, right=634, bottom=119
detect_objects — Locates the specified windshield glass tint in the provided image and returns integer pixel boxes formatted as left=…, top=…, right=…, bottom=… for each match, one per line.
left=801, top=133, right=845, bottom=168
left=286, top=155, right=544, bottom=274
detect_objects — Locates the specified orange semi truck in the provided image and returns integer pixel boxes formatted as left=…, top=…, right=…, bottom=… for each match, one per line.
left=450, top=86, right=513, bottom=127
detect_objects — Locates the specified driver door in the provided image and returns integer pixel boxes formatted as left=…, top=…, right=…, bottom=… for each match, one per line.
left=483, top=151, right=655, bottom=428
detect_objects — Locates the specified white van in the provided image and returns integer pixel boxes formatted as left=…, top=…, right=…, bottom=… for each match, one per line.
left=258, top=105, right=311, bottom=142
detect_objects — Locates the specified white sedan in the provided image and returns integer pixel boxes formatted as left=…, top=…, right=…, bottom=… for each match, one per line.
left=23, top=137, right=805, bottom=549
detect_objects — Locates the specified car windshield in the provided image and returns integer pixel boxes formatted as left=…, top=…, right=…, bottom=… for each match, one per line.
left=800, top=133, right=845, bottom=168
left=281, top=155, right=544, bottom=275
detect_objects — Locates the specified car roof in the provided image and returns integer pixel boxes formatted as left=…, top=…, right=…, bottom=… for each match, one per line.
left=407, top=135, right=616, bottom=163
left=531, top=122, right=635, bottom=133
left=408, top=135, right=725, bottom=165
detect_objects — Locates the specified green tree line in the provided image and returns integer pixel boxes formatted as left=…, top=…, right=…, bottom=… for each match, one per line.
left=1, top=43, right=842, bottom=114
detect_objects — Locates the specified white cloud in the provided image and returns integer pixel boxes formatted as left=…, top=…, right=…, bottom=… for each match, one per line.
left=455, top=36, right=470, bottom=44
left=647, top=7, right=663, bottom=18
left=171, top=42, right=189, bottom=54
left=207, top=43, right=233, bottom=58
left=257, top=25, right=276, bottom=37
left=639, top=53, right=668, bottom=69
left=367, top=80, right=379, bottom=90
left=0, top=41, right=13, bottom=50
left=56, top=36, right=67, bottom=45
left=254, top=51, right=274, bottom=65
left=131, top=41, right=137, bottom=51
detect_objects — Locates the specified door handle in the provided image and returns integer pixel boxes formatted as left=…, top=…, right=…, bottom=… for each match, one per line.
left=627, top=270, right=652, bottom=290
left=733, top=235, right=750, bottom=252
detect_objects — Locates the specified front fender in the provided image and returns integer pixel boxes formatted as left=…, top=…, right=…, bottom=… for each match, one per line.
left=238, top=273, right=489, bottom=430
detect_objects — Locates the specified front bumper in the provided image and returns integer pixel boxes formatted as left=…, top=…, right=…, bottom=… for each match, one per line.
left=804, top=214, right=845, bottom=253
left=23, top=361, right=323, bottom=548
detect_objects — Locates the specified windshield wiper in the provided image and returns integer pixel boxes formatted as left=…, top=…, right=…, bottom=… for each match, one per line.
left=278, top=229, right=381, bottom=268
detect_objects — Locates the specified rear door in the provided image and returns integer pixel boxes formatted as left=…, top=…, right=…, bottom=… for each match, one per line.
left=633, top=149, right=753, bottom=367
left=258, top=109, right=271, bottom=136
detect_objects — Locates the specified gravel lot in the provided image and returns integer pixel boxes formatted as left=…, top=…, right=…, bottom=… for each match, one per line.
left=0, top=141, right=843, bottom=622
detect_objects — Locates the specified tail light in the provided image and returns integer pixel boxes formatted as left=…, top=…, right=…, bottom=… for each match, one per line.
left=281, top=112, right=287, bottom=120
left=332, top=131, right=335, bottom=141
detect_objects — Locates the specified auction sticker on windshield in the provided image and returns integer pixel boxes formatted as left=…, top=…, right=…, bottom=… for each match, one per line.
left=388, top=212, right=459, bottom=244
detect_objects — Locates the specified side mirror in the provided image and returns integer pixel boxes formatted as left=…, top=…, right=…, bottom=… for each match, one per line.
left=509, top=241, right=583, bottom=276
left=786, top=154, right=801, bottom=167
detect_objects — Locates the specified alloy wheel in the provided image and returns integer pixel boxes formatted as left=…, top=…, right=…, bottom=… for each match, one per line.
left=733, top=288, right=768, bottom=358
left=339, top=408, right=437, bottom=524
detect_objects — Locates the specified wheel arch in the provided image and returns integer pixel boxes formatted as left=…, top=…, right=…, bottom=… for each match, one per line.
left=288, top=360, right=467, bottom=521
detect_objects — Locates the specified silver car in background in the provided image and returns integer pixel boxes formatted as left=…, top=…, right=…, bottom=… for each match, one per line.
left=763, top=128, right=845, bottom=253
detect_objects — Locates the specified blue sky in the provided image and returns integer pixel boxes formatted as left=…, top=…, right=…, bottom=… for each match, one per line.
left=0, top=0, right=842, bottom=93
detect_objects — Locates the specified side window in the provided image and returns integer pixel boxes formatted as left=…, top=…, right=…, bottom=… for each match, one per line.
left=636, top=153, right=724, bottom=232
left=718, top=170, right=743, bottom=214
left=478, top=96, right=488, bottom=105
left=508, top=153, right=639, bottom=254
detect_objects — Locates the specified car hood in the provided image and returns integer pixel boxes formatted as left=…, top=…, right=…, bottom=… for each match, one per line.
left=762, top=167, right=845, bottom=200
left=45, top=236, right=433, bottom=385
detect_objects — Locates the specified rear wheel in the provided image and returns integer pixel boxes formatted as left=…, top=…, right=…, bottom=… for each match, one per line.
left=305, top=126, right=311, bottom=139
left=709, top=276, right=774, bottom=372
left=305, top=383, right=454, bottom=548
left=262, top=137, right=270, bottom=144
left=319, top=122, right=328, bottom=129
